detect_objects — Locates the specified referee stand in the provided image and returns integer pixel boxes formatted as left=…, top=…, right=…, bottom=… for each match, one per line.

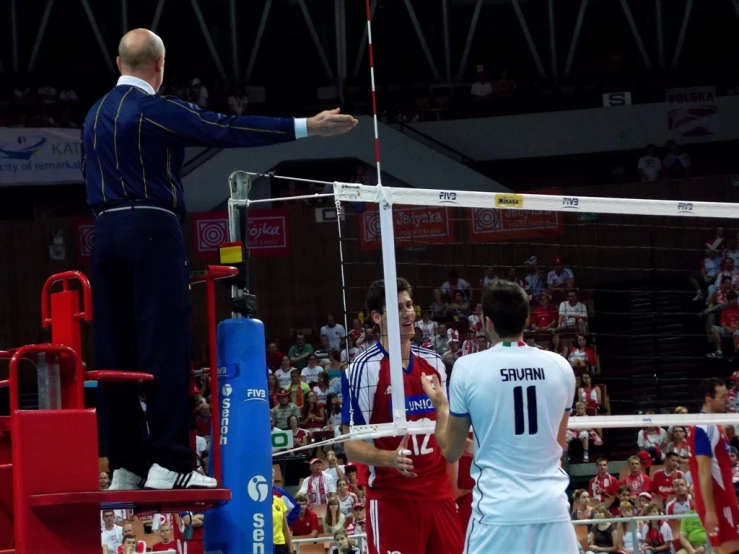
left=0, top=267, right=235, bottom=554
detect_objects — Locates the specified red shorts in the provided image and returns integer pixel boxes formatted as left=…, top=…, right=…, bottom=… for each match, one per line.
left=457, top=493, right=472, bottom=534
left=700, top=503, right=739, bottom=548
left=366, top=497, right=464, bottom=554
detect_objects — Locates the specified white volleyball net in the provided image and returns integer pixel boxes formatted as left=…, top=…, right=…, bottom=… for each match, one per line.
left=227, top=174, right=739, bottom=453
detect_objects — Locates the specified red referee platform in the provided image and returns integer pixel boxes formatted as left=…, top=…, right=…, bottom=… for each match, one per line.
left=0, top=267, right=237, bottom=554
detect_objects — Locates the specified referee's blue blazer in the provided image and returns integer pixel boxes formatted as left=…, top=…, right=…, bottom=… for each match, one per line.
left=82, top=78, right=300, bottom=214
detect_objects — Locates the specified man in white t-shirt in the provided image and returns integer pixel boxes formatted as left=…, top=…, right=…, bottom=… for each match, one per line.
left=665, top=478, right=694, bottom=515
left=320, top=314, right=346, bottom=350
left=558, top=290, right=588, bottom=334
left=441, top=271, right=470, bottom=300
left=299, top=458, right=337, bottom=505
left=422, top=279, right=579, bottom=553
left=547, top=258, right=575, bottom=290
left=470, top=65, right=493, bottom=100
left=101, top=510, right=123, bottom=552
left=638, top=144, right=662, bottom=182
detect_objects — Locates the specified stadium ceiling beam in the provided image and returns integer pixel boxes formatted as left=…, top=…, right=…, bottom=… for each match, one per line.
left=229, top=0, right=239, bottom=81
left=511, top=0, right=546, bottom=78
left=619, top=0, right=652, bottom=69
left=351, top=0, right=377, bottom=79
left=733, top=0, right=739, bottom=19
left=655, top=0, right=665, bottom=69
left=245, top=0, right=273, bottom=82
left=11, top=0, right=18, bottom=74
left=335, top=0, right=348, bottom=92
left=27, top=0, right=55, bottom=74
left=564, top=0, right=588, bottom=77
left=441, top=0, right=452, bottom=82
left=456, top=0, right=483, bottom=81
left=80, top=0, right=116, bottom=75
left=671, top=0, right=693, bottom=69
left=403, top=0, right=442, bottom=82
left=191, top=0, right=228, bottom=82
left=121, top=0, right=129, bottom=34
left=151, top=0, right=165, bottom=33
left=297, top=0, right=335, bottom=81
left=547, top=0, right=558, bottom=78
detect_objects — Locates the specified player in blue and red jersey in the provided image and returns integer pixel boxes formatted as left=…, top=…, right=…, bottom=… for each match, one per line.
left=688, top=377, right=739, bottom=554
left=342, top=278, right=463, bottom=554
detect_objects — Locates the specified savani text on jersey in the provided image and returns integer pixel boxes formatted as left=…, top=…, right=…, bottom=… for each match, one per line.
left=342, top=343, right=452, bottom=501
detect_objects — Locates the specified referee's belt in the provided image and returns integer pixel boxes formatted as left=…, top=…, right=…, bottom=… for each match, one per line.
left=93, top=200, right=180, bottom=219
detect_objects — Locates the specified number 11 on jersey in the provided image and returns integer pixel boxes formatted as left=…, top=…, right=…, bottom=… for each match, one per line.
left=513, top=385, right=538, bottom=435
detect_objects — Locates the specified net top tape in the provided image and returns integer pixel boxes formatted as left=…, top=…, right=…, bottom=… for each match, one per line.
left=231, top=180, right=736, bottom=218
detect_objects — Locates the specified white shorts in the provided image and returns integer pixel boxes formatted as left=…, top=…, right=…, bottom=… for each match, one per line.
left=464, top=519, right=580, bottom=554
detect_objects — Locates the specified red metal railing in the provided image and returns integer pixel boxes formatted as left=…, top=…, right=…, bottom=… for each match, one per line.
left=40, top=271, right=93, bottom=327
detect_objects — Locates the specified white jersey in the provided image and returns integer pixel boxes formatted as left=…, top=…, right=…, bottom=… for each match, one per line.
left=449, top=340, right=576, bottom=526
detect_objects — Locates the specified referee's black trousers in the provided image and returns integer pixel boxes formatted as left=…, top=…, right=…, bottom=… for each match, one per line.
left=92, top=207, right=193, bottom=476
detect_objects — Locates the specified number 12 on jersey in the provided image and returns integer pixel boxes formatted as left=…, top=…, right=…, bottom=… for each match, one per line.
left=513, top=385, right=538, bottom=435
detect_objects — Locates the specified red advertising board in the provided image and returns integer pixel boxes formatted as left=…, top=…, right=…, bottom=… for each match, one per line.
left=192, top=209, right=290, bottom=260
left=359, top=205, right=454, bottom=250
left=467, top=208, right=562, bottom=242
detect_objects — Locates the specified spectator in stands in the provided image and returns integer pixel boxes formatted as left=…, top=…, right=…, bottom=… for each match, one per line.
left=710, top=258, right=738, bottom=296
left=676, top=511, right=707, bottom=554
left=313, top=371, right=331, bottom=406
left=151, top=522, right=175, bottom=552
left=667, top=426, right=690, bottom=462
left=323, top=450, right=345, bottom=482
left=442, top=337, right=462, bottom=366
left=430, top=288, right=450, bottom=321
left=336, top=477, right=358, bottom=515
left=666, top=478, right=694, bottom=516
left=636, top=492, right=653, bottom=516
left=480, top=267, right=499, bottom=288
left=449, top=290, right=471, bottom=320
left=559, top=290, right=589, bottom=334
left=100, top=471, right=110, bottom=490
left=547, top=333, right=569, bottom=358
left=339, top=337, right=359, bottom=363
left=530, top=293, right=558, bottom=332
left=622, top=455, right=653, bottom=497
left=590, top=457, right=620, bottom=509
left=314, top=334, right=333, bottom=366
left=506, top=266, right=524, bottom=288
left=329, top=531, right=361, bottom=554
left=348, top=318, right=364, bottom=344
left=640, top=502, right=673, bottom=553
left=188, top=78, right=209, bottom=107
left=289, top=368, right=311, bottom=407
left=323, top=497, right=346, bottom=534
left=638, top=414, right=668, bottom=463
left=708, top=290, right=739, bottom=358
left=708, top=225, right=727, bottom=252
left=227, top=85, right=248, bottom=116
left=275, top=356, right=297, bottom=389
left=416, top=309, right=438, bottom=340
left=638, top=144, right=662, bottom=183
left=566, top=401, right=602, bottom=462
left=461, top=328, right=478, bottom=356
left=585, top=504, right=619, bottom=553
left=493, top=69, right=517, bottom=100
left=467, top=303, right=483, bottom=336
left=272, top=389, right=300, bottom=430
left=321, top=314, right=346, bottom=351
left=548, top=258, right=575, bottom=290
left=345, top=503, right=367, bottom=551
left=299, top=391, right=325, bottom=429
left=301, top=354, right=323, bottom=385
left=120, top=535, right=138, bottom=554
left=702, top=275, right=733, bottom=338
left=267, top=374, right=280, bottom=408
left=101, top=510, right=123, bottom=553
left=287, top=414, right=309, bottom=451
left=663, top=140, right=691, bottom=179
left=690, top=245, right=721, bottom=301
left=344, top=464, right=361, bottom=496
left=569, top=334, right=597, bottom=374
left=292, top=493, right=320, bottom=538
left=730, top=446, right=739, bottom=496
left=267, top=341, right=285, bottom=372
left=617, top=501, right=643, bottom=554
left=724, top=238, right=739, bottom=272
left=273, top=488, right=293, bottom=554
left=652, top=452, right=684, bottom=499
left=476, top=335, right=488, bottom=352
left=299, top=459, right=337, bottom=505
left=433, top=323, right=450, bottom=354
left=289, top=333, right=314, bottom=370
left=611, top=486, right=636, bottom=516
left=571, top=489, right=594, bottom=525
left=441, top=271, right=470, bottom=300
left=195, top=402, right=211, bottom=438
left=470, top=65, right=494, bottom=101
left=524, top=264, right=547, bottom=300
left=117, top=523, right=145, bottom=554
left=578, top=373, right=602, bottom=415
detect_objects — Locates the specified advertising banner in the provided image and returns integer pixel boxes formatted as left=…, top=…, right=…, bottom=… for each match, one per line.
left=192, top=209, right=290, bottom=260
left=0, top=128, right=83, bottom=185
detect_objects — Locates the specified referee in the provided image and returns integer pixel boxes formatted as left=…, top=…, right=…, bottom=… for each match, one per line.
left=82, top=28, right=357, bottom=491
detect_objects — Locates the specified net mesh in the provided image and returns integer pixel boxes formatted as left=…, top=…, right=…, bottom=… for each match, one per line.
left=232, top=179, right=739, bottom=453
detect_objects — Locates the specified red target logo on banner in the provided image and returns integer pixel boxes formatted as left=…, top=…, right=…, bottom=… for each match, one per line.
left=191, top=210, right=291, bottom=260
left=74, top=218, right=96, bottom=260
left=195, top=217, right=229, bottom=254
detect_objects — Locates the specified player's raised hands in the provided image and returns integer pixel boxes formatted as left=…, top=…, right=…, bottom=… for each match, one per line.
left=390, top=434, right=417, bottom=478
left=420, top=372, right=448, bottom=408
left=306, top=108, right=358, bottom=137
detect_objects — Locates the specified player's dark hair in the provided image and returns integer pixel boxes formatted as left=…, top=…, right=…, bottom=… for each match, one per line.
left=698, top=377, right=726, bottom=401
left=366, top=278, right=413, bottom=316
left=664, top=451, right=679, bottom=460
left=595, top=456, right=608, bottom=465
left=481, top=280, right=529, bottom=338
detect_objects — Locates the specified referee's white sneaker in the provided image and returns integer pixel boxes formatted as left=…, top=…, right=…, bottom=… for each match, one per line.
left=144, top=463, right=218, bottom=490
left=109, top=468, right=147, bottom=491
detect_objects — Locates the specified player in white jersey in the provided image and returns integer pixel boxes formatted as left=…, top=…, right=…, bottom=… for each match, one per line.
left=421, top=279, right=579, bottom=554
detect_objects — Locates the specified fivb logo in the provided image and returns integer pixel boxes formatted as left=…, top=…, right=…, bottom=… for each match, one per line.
left=246, top=388, right=267, bottom=403
left=438, top=191, right=458, bottom=204
left=220, top=384, right=232, bottom=445
left=562, top=197, right=579, bottom=209
left=678, top=202, right=694, bottom=214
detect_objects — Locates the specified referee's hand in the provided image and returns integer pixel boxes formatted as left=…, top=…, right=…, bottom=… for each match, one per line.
left=307, top=108, right=358, bottom=137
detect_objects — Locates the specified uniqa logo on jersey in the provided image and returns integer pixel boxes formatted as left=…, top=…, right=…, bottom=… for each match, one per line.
left=220, top=383, right=232, bottom=445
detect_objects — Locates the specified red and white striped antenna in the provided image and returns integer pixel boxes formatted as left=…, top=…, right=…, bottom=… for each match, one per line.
left=364, top=0, right=382, bottom=185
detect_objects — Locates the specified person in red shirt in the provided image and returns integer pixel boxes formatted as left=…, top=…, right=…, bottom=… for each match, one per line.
left=292, top=493, right=319, bottom=538
left=708, top=291, right=739, bottom=358
left=589, top=457, right=620, bottom=511
left=194, top=403, right=211, bottom=437
left=529, top=293, right=557, bottom=331
left=620, top=454, right=653, bottom=497
left=651, top=452, right=684, bottom=500
left=151, top=522, right=176, bottom=552
left=267, top=341, right=285, bottom=371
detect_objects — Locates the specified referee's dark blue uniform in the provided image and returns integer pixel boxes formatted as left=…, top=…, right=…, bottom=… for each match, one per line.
left=82, top=75, right=303, bottom=479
